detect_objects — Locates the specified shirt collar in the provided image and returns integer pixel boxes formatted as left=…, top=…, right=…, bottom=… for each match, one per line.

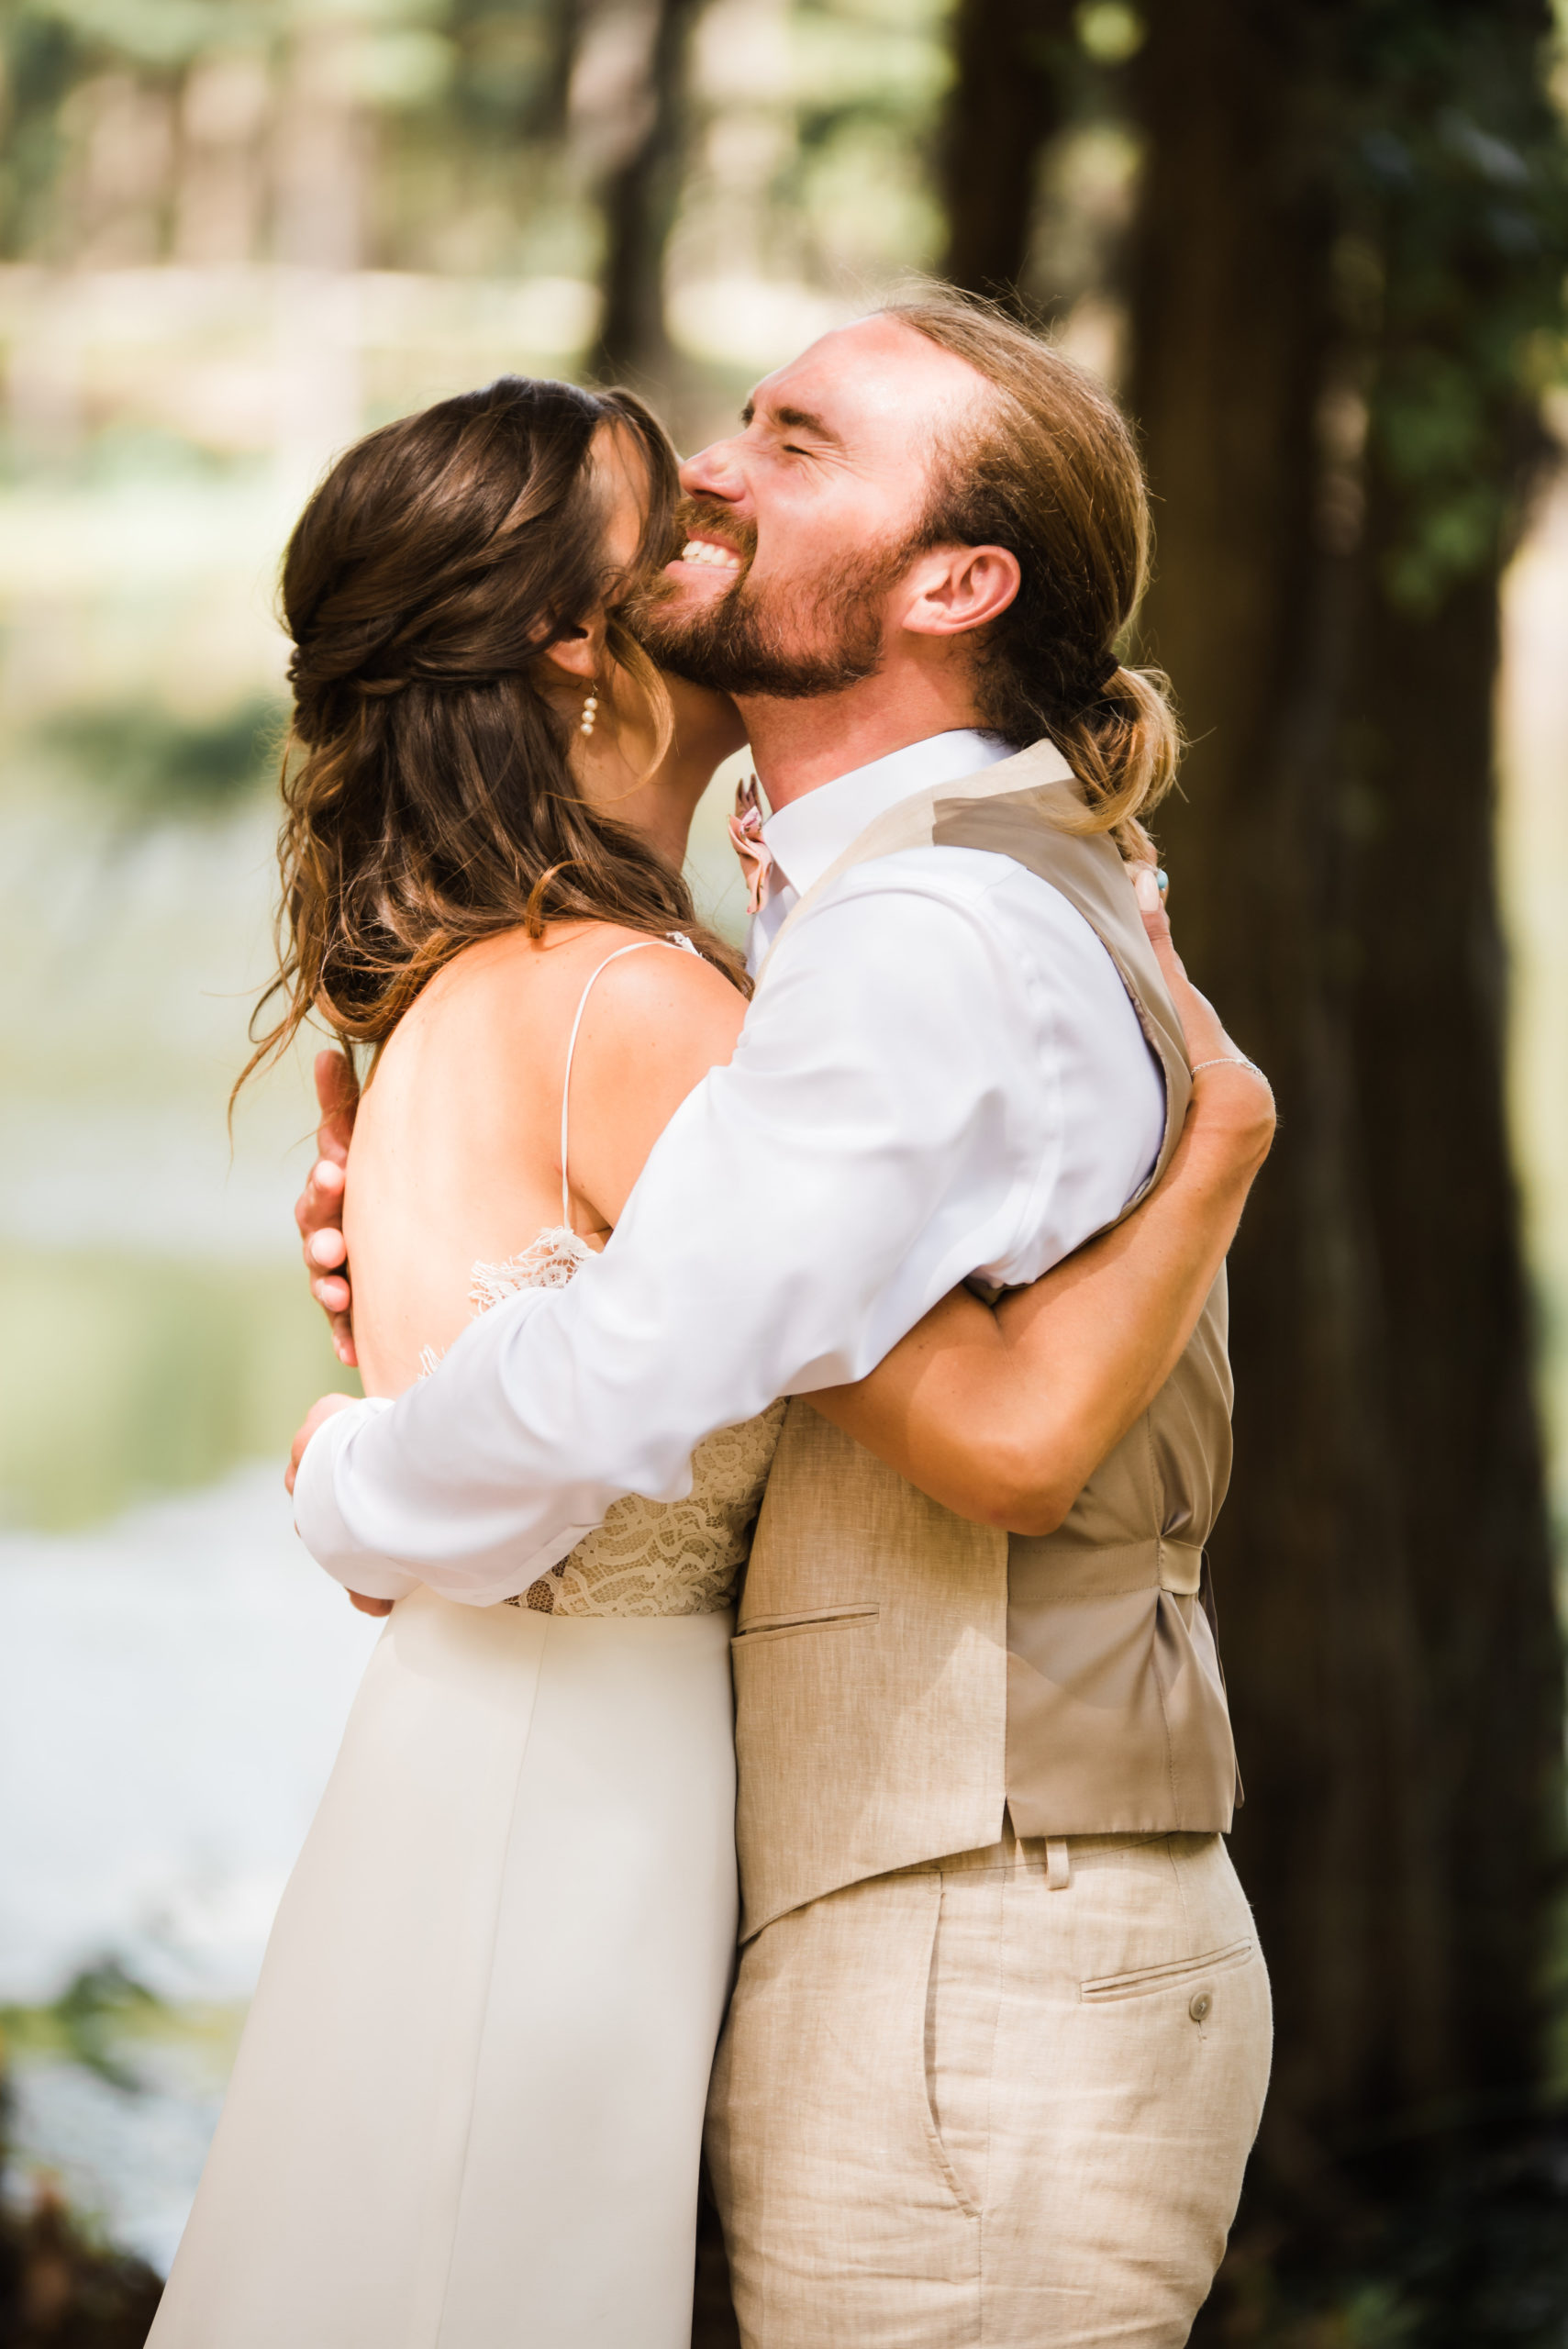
left=758, top=729, right=1012, bottom=900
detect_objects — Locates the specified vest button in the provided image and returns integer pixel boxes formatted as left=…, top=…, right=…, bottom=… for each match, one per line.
left=1188, top=1990, right=1212, bottom=2022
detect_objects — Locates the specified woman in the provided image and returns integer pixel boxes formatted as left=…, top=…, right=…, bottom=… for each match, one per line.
left=150, top=375, right=1270, bottom=2347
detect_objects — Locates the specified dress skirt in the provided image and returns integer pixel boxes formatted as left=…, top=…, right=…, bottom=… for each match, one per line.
left=149, top=1587, right=740, bottom=2349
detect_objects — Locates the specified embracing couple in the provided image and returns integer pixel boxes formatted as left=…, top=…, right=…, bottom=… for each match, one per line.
left=150, top=291, right=1274, bottom=2349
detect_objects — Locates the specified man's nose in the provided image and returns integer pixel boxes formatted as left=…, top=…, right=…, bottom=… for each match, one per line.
left=679, top=438, right=745, bottom=501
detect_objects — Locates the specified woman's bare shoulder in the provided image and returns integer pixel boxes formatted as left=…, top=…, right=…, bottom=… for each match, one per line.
left=563, top=940, right=748, bottom=1225
left=400, top=919, right=744, bottom=1063
left=570, top=930, right=747, bottom=1070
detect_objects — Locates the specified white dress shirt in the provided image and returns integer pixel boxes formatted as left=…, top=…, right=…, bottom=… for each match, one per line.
left=295, top=730, right=1165, bottom=1605
left=747, top=729, right=1012, bottom=966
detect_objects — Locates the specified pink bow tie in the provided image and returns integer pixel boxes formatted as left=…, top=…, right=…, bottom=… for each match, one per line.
left=728, top=776, right=775, bottom=916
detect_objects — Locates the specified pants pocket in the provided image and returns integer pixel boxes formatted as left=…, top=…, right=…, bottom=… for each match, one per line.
left=920, top=1875, right=1000, bottom=2220
left=1080, top=1938, right=1253, bottom=2004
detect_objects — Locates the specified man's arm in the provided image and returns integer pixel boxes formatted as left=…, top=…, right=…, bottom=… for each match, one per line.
left=811, top=866, right=1273, bottom=1528
left=293, top=876, right=1062, bottom=1606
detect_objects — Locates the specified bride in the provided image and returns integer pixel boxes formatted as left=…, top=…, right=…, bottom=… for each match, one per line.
left=150, top=373, right=1270, bottom=2347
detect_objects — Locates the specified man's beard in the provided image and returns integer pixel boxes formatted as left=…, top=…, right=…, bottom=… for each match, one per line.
left=628, top=498, right=915, bottom=699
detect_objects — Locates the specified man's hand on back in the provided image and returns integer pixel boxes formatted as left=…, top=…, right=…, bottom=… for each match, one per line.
left=296, top=1049, right=360, bottom=1367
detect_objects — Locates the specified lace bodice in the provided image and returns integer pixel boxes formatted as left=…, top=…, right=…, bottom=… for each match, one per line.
left=425, top=933, right=784, bottom=1618
left=467, top=1230, right=784, bottom=1616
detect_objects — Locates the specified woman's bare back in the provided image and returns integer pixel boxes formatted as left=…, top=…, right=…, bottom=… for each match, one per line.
left=344, top=920, right=748, bottom=1398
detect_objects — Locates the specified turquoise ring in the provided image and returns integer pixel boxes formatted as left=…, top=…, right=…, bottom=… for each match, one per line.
left=1154, top=868, right=1169, bottom=897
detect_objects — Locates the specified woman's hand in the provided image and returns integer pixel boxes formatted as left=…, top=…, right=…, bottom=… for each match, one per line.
left=285, top=1392, right=358, bottom=1497
left=1131, top=863, right=1274, bottom=1170
left=295, top=1050, right=360, bottom=1366
left=285, top=1394, right=391, bottom=1614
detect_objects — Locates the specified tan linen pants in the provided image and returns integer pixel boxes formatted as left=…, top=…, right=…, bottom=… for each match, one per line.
left=706, top=1828, right=1271, bottom=2348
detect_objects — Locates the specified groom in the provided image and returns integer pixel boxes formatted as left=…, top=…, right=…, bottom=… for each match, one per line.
left=292, top=292, right=1272, bottom=2344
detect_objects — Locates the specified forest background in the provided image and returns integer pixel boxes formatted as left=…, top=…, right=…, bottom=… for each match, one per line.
left=1, top=0, right=1567, bottom=2343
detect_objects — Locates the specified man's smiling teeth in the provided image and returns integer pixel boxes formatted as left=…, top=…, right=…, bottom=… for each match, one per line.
left=681, top=539, right=742, bottom=570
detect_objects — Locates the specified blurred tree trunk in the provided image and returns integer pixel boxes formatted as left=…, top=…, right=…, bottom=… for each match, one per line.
left=1125, top=0, right=1562, bottom=2280
left=0, top=2166, right=163, bottom=2345
left=587, top=0, right=704, bottom=385
left=529, top=0, right=583, bottom=142
left=940, top=0, right=1073, bottom=301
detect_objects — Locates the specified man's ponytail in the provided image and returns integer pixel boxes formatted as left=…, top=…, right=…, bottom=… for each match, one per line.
left=886, top=287, right=1182, bottom=858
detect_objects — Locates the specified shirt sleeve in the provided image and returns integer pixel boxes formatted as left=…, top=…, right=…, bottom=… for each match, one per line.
left=294, top=869, right=1051, bottom=1606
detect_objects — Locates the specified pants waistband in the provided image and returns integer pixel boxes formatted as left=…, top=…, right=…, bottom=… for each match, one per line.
left=895, top=1822, right=1218, bottom=1885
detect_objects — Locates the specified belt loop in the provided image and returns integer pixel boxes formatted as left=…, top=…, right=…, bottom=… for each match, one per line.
left=1046, top=1838, right=1072, bottom=1891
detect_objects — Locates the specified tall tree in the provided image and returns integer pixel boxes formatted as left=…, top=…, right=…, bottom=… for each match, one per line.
left=586, top=0, right=705, bottom=385
left=939, top=0, right=1073, bottom=302
left=939, top=0, right=1568, bottom=2308
left=1123, top=0, right=1567, bottom=2291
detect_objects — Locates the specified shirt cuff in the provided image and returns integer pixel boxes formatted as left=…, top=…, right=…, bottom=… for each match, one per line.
left=294, top=1397, right=419, bottom=1603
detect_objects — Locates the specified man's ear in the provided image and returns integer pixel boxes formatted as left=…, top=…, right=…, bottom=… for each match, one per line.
left=901, top=543, right=1021, bottom=640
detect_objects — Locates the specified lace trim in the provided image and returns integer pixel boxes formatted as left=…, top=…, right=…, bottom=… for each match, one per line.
left=408, top=918, right=783, bottom=1616
left=469, top=1227, right=595, bottom=1307
left=506, top=1400, right=786, bottom=1617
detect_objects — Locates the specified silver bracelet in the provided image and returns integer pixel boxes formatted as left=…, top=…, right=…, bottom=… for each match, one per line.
left=1190, top=1054, right=1266, bottom=1079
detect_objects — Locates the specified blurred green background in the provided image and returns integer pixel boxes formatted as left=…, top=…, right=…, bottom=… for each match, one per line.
left=1, top=0, right=1567, bottom=2341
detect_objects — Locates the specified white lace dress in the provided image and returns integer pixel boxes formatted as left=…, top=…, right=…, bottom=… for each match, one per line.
left=150, top=939, right=785, bottom=2349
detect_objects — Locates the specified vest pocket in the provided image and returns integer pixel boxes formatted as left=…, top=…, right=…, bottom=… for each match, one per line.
left=732, top=1602, right=880, bottom=1646
left=1079, top=1938, right=1253, bottom=2004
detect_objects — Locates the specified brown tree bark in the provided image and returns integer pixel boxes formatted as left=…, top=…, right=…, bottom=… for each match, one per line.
left=939, top=0, right=1074, bottom=303
left=1126, top=0, right=1562, bottom=2264
left=587, top=0, right=705, bottom=386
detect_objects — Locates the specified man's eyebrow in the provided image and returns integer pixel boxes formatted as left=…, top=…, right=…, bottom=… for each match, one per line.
left=773, top=404, right=840, bottom=442
left=738, top=397, right=841, bottom=444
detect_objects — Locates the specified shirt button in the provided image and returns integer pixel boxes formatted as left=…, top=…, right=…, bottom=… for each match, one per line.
left=1189, top=1990, right=1212, bottom=2022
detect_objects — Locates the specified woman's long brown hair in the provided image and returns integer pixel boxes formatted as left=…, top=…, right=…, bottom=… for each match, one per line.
left=237, top=374, right=743, bottom=1107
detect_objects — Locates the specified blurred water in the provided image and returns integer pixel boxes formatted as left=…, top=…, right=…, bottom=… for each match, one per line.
left=0, top=1469, right=379, bottom=2268
left=6, top=2057, right=227, bottom=2279
left=0, top=1469, right=378, bottom=2004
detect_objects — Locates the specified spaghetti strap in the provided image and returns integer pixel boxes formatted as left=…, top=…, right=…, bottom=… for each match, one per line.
left=558, top=932, right=701, bottom=1230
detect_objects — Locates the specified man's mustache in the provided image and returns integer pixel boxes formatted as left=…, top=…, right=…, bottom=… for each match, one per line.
left=622, top=499, right=758, bottom=631
left=666, top=497, right=759, bottom=577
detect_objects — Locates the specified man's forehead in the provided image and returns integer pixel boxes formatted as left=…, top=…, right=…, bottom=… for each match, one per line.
left=749, top=316, right=984, bottom=446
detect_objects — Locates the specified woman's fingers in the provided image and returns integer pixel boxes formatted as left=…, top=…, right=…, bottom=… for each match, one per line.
left=285, top=1392, right=358, bottom=1496
left=1129, top=859, right=1271, bottom=1128
left=1130, top=862, right=1230, bottom=1067
left=1131, top=863, right=1184, bottom=977
left=296, top=1054, right=360, bottom=1365
left=314, top=1050, right=360, bottom=1158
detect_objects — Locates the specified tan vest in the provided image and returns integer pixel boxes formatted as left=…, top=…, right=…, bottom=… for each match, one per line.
left=731, top=741, right=1240, bottom=1941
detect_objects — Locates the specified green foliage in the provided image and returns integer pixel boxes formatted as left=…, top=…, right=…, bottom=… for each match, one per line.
left=1207, top=2125, right=1568, bottom=2346
left=0, top=3, right=88, bottom=258
left=1073, top=3, right=1143, bottom=69
left=1329, top=1, right=1568, bottom=613
left=0, top=0, right=583, bottom=274
left=0, top=1245, right=352, bottom=1531
left=762, top=0, right=951, bottom=285
left=1, top=1961, right=163, bottom=2094
left=39, top=693, right=284, bottom=817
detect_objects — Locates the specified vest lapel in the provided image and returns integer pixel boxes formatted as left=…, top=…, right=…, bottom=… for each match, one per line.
left=755, top=739, right=1076, bottom=984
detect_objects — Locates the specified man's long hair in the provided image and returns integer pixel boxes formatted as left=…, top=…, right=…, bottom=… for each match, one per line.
left=885, top=289, right=1181, bottom=858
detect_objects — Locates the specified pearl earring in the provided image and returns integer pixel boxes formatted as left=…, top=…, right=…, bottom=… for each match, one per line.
left=579, top=685, right=599, bottom=739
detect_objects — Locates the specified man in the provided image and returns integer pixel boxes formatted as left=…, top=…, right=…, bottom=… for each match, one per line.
left=292, top=292, right=1273, bottom=2344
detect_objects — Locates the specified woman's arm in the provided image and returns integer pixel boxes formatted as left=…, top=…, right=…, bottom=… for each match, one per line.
left=810, top=872, right=1274, bottom=1535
